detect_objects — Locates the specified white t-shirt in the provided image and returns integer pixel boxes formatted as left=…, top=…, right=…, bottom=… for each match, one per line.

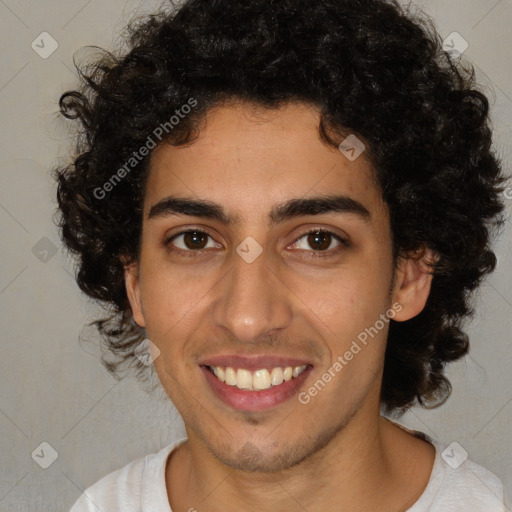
left=69, top=434, right=506, bottom=512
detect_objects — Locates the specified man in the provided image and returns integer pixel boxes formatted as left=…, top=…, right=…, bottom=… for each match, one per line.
left=56, top=0, right=508, bottom=510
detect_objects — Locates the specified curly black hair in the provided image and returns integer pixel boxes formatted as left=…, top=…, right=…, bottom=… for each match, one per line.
left=53, top=0, right=508, bottom=414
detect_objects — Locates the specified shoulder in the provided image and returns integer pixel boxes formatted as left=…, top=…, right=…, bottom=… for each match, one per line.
left=68, top=453, right=146, bottom=512
left=409, top=439, right=505, bottom=512
left=384, top=418, right=505, bottom=512
left=434, top=453, right=505, bottom=511
left=68, top=438, right=187, bottom=512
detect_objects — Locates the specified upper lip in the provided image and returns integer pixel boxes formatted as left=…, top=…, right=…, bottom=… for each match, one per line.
left=200, top=354, right=313, bottom=371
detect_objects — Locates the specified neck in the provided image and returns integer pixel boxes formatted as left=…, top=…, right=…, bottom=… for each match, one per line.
left=166, top=399, right=434, bottom=511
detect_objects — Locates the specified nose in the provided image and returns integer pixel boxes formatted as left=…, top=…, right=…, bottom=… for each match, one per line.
left=211, top=243, right=293, bottom=343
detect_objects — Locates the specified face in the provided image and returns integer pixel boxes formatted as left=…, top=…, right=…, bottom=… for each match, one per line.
left=125, top=101, right=433, bottom=472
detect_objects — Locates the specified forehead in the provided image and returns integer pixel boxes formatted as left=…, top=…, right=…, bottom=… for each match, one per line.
left=144, top=101, right=386, bottom=223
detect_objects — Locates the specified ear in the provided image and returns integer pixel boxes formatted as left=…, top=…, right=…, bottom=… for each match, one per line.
left=391, top=247, right=437, bottom=322
left=123, top=260, right=146, bottom=328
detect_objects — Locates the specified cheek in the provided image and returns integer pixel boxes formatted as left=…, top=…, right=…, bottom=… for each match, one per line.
left=300, top=268, right=392, bottom=405
left=300, top=261, right=391, bottom=341
left=137, top=258, right=209, bottom=352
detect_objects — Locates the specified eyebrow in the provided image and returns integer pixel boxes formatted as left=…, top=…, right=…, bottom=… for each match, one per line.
left=147, top=194, right=371, bottom=226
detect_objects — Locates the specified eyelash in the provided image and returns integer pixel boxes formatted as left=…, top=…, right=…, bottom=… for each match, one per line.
left=164, top=228, right=349, bottom=259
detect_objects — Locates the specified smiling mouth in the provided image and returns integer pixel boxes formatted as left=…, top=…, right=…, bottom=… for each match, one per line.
left=205, top=364, right=310, bottom=391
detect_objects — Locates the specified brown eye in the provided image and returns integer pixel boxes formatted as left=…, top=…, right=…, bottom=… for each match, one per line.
left=290, top=229, right=348, bottom=258
left=307, top=231, right=333, bottom=251
left=182, top=231, right=208, bottom=249
left=166, top=230, right=220, bottom=252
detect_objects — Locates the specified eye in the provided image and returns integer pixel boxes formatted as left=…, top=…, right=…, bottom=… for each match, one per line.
left=165, top=229, right=222, bottom=254
left=164, top=227, right=348, bottom=259
left=290, top=229, right=348, bottom=257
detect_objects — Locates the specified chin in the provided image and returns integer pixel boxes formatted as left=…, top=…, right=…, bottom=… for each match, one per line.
left=207, top=427, right=337, bottom=473
left=214, top=442, right=304, bottom=473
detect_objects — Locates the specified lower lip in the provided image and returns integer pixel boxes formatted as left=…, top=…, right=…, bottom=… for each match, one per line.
left=201, top=366, right=312, bottom=412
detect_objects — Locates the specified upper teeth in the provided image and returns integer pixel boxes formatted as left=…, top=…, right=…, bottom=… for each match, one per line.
left=210, top=365, right=307, bottom=391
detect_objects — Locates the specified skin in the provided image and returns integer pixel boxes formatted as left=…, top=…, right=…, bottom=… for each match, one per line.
left=125, top=101, right=437, bottom=512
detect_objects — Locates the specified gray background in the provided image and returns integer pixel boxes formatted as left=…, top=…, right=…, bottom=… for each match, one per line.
left=0, top=0, right=511, bottom=510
